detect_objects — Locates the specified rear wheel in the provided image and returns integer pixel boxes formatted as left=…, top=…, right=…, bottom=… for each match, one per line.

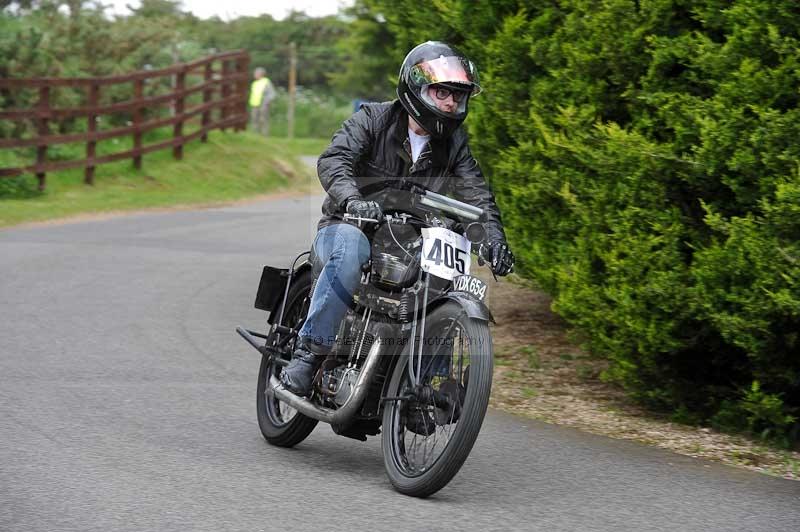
left=256, top=269, right=318, bottom=447
left=381, top=301, right=493, bottom=497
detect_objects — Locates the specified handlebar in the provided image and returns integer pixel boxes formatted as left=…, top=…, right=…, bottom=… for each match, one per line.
left=344, top=212, right=488, bottom=255
left=343, top=214, right=497, bottom=276
left=345, top=184, right=484, bottom=223
left=342, top=213, right=404, bottom=225
left=415, top=189, right=483, bottom=222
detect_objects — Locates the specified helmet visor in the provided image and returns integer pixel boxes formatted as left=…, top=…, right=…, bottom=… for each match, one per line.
left=409, top=55, right=481, bottom=96
left=419, top=83, right=470, bottom=117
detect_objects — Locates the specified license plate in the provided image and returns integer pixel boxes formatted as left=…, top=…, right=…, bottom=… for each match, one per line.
left=452, top=274, right=487, bottom=302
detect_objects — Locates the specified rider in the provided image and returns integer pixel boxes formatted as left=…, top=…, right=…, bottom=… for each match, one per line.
left=280, top=41, right=515, bottom=396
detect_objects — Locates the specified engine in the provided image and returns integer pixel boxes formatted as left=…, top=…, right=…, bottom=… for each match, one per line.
left=319, top=309, right=380, bottom=406
left=369, top=222, right=421, bottom=291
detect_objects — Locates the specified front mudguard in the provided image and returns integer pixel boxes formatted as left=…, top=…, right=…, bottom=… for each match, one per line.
left=434, top=291, right=495, bottom=324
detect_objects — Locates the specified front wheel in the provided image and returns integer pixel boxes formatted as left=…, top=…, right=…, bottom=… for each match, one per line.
left=381, top=301, right=493, bottom=497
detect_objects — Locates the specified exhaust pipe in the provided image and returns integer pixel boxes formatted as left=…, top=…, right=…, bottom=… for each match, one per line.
left=267, top=330, right=386, bottom=425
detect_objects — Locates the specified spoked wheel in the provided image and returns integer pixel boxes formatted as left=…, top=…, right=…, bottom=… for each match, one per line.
left=382, top=301, right=493, bottom=497
left=256, top=269, right=318, bottom=447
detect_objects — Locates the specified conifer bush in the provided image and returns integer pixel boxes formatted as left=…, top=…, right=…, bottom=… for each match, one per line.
left=364, top=0, right=800, bottom=445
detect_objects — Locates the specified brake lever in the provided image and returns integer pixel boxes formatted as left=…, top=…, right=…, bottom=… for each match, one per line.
left=342, top=214, right=380, bottom=224
left=476, top=243, right=486, bottom=266
left=476, top=243, right=498, bottom=281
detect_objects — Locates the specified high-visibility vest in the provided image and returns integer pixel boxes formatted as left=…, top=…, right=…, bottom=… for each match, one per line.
left=249, top=78, right=271, bottom=107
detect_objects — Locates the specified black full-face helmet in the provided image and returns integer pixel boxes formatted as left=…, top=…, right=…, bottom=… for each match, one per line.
left=397, top=41, right=481, bottom=139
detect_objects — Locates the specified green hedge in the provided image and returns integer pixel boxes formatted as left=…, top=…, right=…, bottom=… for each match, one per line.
left=363, top=0, right=800, bottom=446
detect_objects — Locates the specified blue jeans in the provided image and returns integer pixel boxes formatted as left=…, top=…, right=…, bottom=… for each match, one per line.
left=298, top=223, right=371, bottom=351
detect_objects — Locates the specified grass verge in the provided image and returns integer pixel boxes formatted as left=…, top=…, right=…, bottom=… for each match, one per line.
left=0, top=130, right=329, bottom=228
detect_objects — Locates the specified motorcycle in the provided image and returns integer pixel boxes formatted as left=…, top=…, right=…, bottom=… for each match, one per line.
left=236, top=184, right=498, bottom=497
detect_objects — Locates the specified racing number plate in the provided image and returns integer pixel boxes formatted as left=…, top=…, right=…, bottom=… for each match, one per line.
left=420, top=227, right=471, bottom=280
left=452, top=275, right=488, bottom=302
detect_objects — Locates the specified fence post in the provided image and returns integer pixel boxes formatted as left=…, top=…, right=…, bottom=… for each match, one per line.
left=221, top=59, right=231, bottom=130
left=173, top=67, right=186, bottom=160
left=235, top=54, right=249, bottom=132
left=85, top=83, right=100, bottom=185
left=201, top=61, right=213, bottom=142
left=133, top=78, right=143, bottom=169
left=35, top=86, right=50, bottom=191
left=288, top=42, right=297, bottom=139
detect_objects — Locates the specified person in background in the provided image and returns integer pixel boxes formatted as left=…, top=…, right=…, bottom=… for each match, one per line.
left=249, top=67, right=276, bottom=136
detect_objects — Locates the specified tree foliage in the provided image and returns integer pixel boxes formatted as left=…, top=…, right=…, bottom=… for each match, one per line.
left=1, top=1, right=354, bottom=138
left=327, top=1, right=397, bottom=101
left=0, top=1, right=352, bottom=90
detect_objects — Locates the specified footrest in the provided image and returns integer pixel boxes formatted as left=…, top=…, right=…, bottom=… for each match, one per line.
left=235, top=326, right=289, bottom=366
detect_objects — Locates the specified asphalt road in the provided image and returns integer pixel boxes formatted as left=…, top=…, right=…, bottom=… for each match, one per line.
left=1, top=195, right=799, bottom=532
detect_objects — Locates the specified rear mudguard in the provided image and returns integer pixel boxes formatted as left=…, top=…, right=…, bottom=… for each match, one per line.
left=254, top=259, right=313, bottom=325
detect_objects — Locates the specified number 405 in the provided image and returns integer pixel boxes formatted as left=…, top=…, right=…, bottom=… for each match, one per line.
left=426, top=238, right=467, bottom=274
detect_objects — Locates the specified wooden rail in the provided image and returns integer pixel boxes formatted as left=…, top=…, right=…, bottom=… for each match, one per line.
left=0, top=50, right=250, bottom=190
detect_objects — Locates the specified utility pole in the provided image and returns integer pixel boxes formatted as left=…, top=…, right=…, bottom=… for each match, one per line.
left=170, top=35, right=180, bottom=117
left=288, top=41, right=297, bottom=139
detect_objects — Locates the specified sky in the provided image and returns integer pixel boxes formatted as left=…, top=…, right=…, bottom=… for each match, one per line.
left=108, top=0, right=354, bottom=20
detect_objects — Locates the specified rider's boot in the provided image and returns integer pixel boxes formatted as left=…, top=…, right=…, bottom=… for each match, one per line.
left=279, top=338, right=328, bottom=397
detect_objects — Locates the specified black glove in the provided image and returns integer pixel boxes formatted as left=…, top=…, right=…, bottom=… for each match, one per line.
left=484, top=240, right=515, bottom=276
left=345, top=197, right=383, bottom=220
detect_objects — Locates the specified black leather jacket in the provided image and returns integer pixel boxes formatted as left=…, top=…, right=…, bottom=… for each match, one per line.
left=316, top=100, right=507, bottom=243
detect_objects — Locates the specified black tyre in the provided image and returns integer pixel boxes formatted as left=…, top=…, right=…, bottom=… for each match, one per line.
left=256, top=269, right=318, bottom=447
left=381, top=301, right=493, bottom=497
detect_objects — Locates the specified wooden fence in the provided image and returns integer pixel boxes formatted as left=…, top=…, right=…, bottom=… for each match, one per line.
left=0, top=50, right=250, bottom=190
